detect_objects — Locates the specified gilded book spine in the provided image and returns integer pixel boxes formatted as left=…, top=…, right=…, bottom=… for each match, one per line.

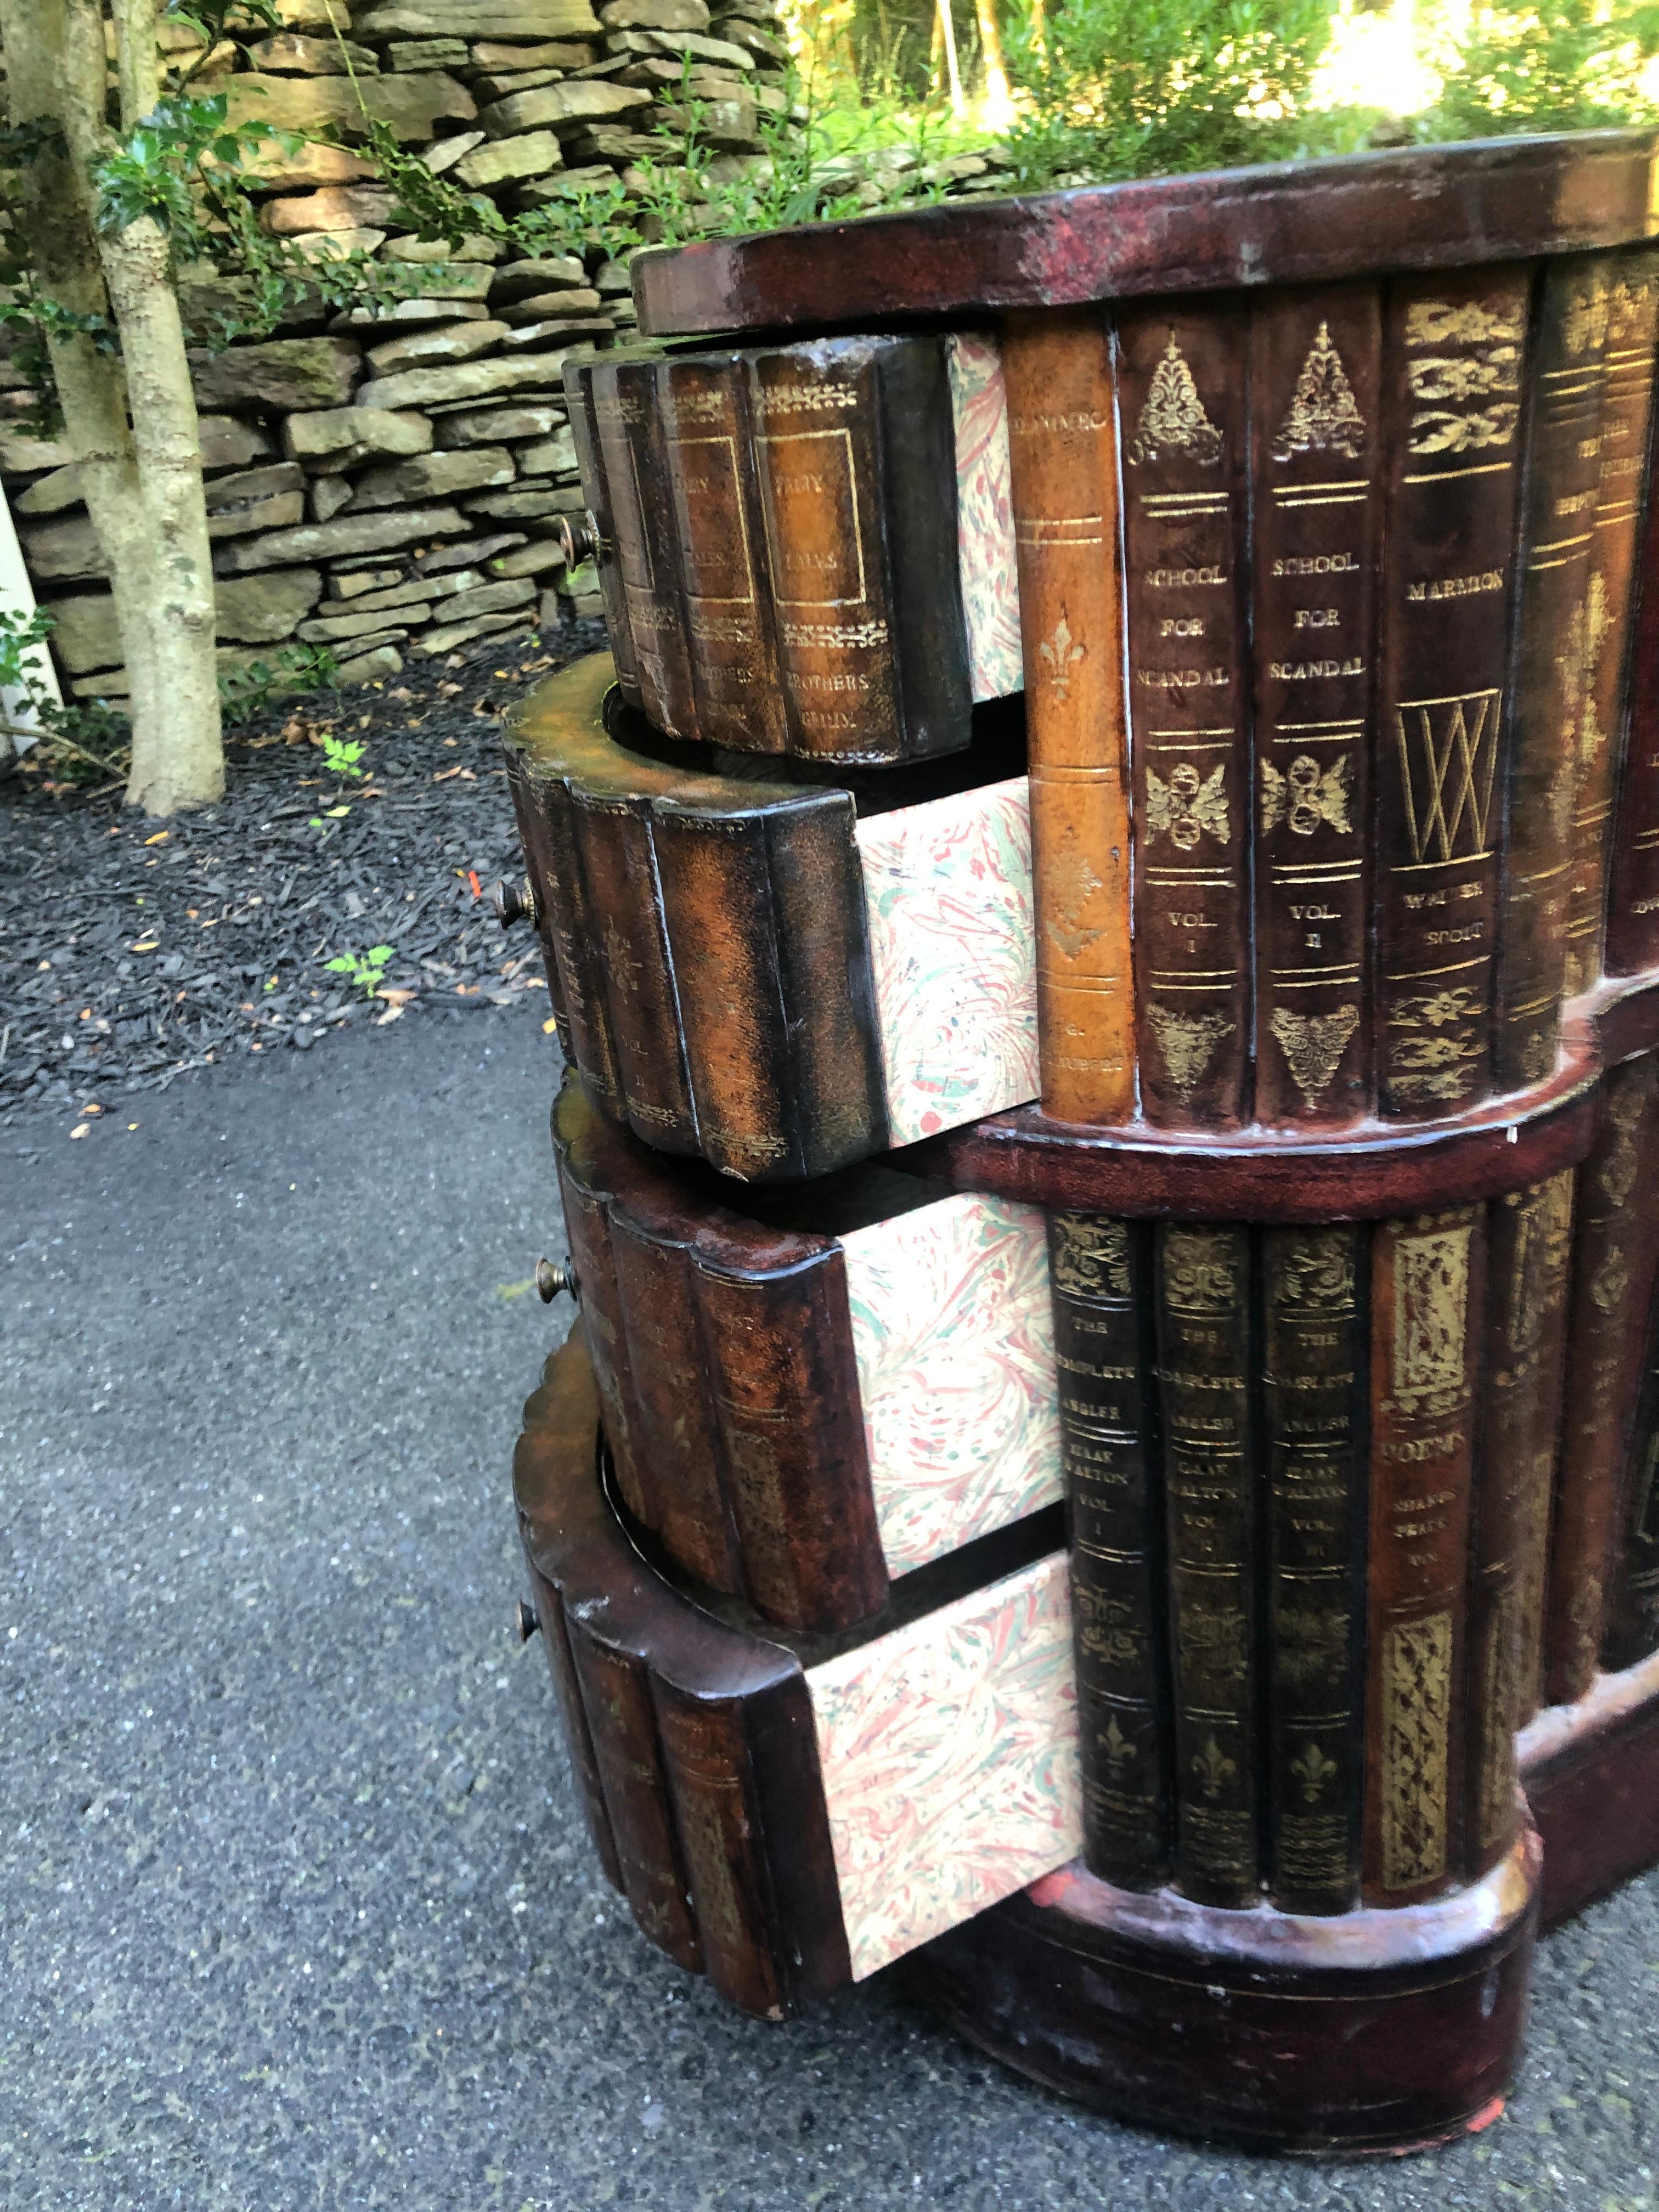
left=658, top=351, right=791, bottom=754
left=1363, top=1206, right=1485, bottom=1907
left=749, top=336, right=970, bottom=765
left=592, top=357, right=699, bottom=740
left=1604, top=427, right=1659, bottom=977
left=1374, top=268, right=1532, bottom=1121
left=1249, top=287, right=1381, bottom=1128
left=1468, top=1172, right=1575, bottom=1865
left=523, top=1560, right=624, bottom=1893
left=606, top=1209, right=744, bottom=1593
left=1118, top=303, right=1253, bottom=1130
left=692, top=1248, right=888, bottom=1631
left=1544, top=1055, right=1659, bottom=1702
left=566, top=1627, right=703, bottom=1970
left=1047, top=1212, right=1170, bottom=1888
left=1156, top=1223, right=1259, bottom=1906
left=563, top=358, right=644, bottom=709
left=1562, top=249, right=1659, bottom=995
left=1494, top=257, right=1612, bottom=1086
left=525, top=770, right=624, bottom=1114
left=652, top=1686, right=789, bottom=2018
left=503, top=746, right=573, bottom=1058
left=553, top=1156, right=651, bottom=1527
left=1604, top=1290, right=1659, bottom=1671
left=569, top=787, right=699, bottom=1154
left=1001, top=312, right=1136, bottom=1124
left=1261, top=1225, right=1366, bottom=1914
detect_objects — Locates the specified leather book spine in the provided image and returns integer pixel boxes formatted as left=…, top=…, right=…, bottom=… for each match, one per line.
left=763, top=792, right=889, bottom=1176
left=522, top=769, right=624, bottom=1116
left=565, top=1624, right=703, bottom=1970
left=651, top=1684, right=787, bottom=2017
left=1374, top=267, right=1532, bottom=1122
left=1118, top=302, right=1253, bottom=1131
left=1047, top=1212, right=1171, bottom=1888
left=1468, top=1171, right=1575, bottom=1865
left=523, top=1558, right=625, bottom=1893
left=749, top=335, right=970, bottom=765
left=1261, top=1224, right=1367, bottom=1915
left=1604, top=405, right=1659, bottom=977
left=606, top=1207, right=744, bottom=1593
left=1544, top=1054, right=1659, bottom=1702
left=1362, top=1205, right=1486, bottom=1908
left=591, top=356, right=699, bottom=740
left=691, top=1243, right=888, bottom=1631
left=1249, top=287, right=1382, bottom=1128
left=569, top=785, right=699, bottom=1154
left=563, top=357, right=644, bottom=710
left=658, top=351, right=791, bottom=755
left=1603, top=1284, right=1659, bottom=1670
left=554, top=1147, right=651, bottom=1527
left=1001, top=311, right=1136, bottom=1124
left=651, top=788, right=882, bottom=1183
left=1495, top=257, right=1612, bottom=1085
left=1155, top=1222, right=1259, bottom=1906
left=647, top=800, right=795, bottom=1182
left=1562, top=250, right=1659, bottom=995
left=504, top=744, right=573, bottom=1057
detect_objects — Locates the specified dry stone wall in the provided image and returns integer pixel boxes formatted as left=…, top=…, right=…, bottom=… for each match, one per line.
left=0, top=0, right=803, bottom=703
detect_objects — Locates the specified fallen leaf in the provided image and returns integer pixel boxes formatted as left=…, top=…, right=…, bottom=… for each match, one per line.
left=69, top=1124, right=89, bottom=1139
left=131, top=940, right=160, bottom=953
left=542, top=1017, right=559, bottom=1035
left=144, top=831, right=169, bottom=846
left=432, top=764, right=467, bottom=783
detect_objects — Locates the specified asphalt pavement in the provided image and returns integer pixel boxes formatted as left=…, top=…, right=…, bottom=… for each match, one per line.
left=2, top=1004, right=1655, bottom=2210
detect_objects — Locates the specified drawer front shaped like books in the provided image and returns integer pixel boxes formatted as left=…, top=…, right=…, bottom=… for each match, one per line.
left=552, top=1073, right=1062, bottom=1632
left=506, top=653, right=1038, bottom=1183
left=516, top=1322, right=1079, bottom=2016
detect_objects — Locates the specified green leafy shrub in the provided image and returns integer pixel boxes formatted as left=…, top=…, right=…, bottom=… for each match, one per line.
left=995, top=0, right=1370, bottom=188
left=1415, top=0, right=1659, bottom=139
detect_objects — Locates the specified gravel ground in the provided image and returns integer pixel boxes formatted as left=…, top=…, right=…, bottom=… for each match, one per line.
left=0, top=616, right=606, bottom=1119
left=2, top=1006, right=1657, bottom=2211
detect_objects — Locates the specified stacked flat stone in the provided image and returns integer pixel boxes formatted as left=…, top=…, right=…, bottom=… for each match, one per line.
left=0, top=0, right=800, bottom=703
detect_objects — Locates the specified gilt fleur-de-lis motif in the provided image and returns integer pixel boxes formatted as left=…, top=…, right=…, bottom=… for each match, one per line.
left=1037, top=614, right=1085, bottom=699
left=1192, top=1734, right=1237, bottom=1802
left=1290, top=1741, right=1339, bottom=1805
left=1101, top=1716, right=1137, bottom=1778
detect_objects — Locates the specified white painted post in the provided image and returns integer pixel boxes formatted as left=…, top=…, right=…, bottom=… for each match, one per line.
left=0, top=478, right=62, bottom=759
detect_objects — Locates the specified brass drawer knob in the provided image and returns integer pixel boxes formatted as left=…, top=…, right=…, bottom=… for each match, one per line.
left=535, top=1257, right=579, bottom=1304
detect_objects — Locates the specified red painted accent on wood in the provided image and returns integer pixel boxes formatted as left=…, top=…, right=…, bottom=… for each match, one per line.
left=635, top=133, right=1659, bottom=338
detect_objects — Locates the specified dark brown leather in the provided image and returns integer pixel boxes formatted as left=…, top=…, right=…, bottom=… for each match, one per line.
left=1249, top=285, right=1381, bottom=1129
left=1155, top=1222, right=1260, bottom=1906
left=748, top=335, right=970, bottom=764
left=658, top=348, right=791, bottom=755
left=1119, top=300, right=1252, bottom=1132
left=1046, top=1212, right=1171, bottom=1888
left=1495, top=255, right=1614, bottom=1087
left=1261, top=1223, right=1367, bottom=1913
left=1374, top=266, right=1533, bottom=1122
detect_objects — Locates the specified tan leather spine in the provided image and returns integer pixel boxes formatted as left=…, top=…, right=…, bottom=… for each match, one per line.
left=1002, top=311, right=1136, bottom=1123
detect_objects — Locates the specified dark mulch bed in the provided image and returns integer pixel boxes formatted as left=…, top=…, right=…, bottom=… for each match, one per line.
left=0, top=618, right=607, bottom=1123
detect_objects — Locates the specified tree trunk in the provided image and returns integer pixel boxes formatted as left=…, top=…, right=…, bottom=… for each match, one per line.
left=971, top=0, right=1014, bottom=126
left=2, top=0, right=224, bottom=815
left=99, top=0, right=224, bottom=811
left=0, top=0, right=153, bottom=723
left=936, top=0, right=966, bottom=112
left=1027, top=0, right=1047, bottom=66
